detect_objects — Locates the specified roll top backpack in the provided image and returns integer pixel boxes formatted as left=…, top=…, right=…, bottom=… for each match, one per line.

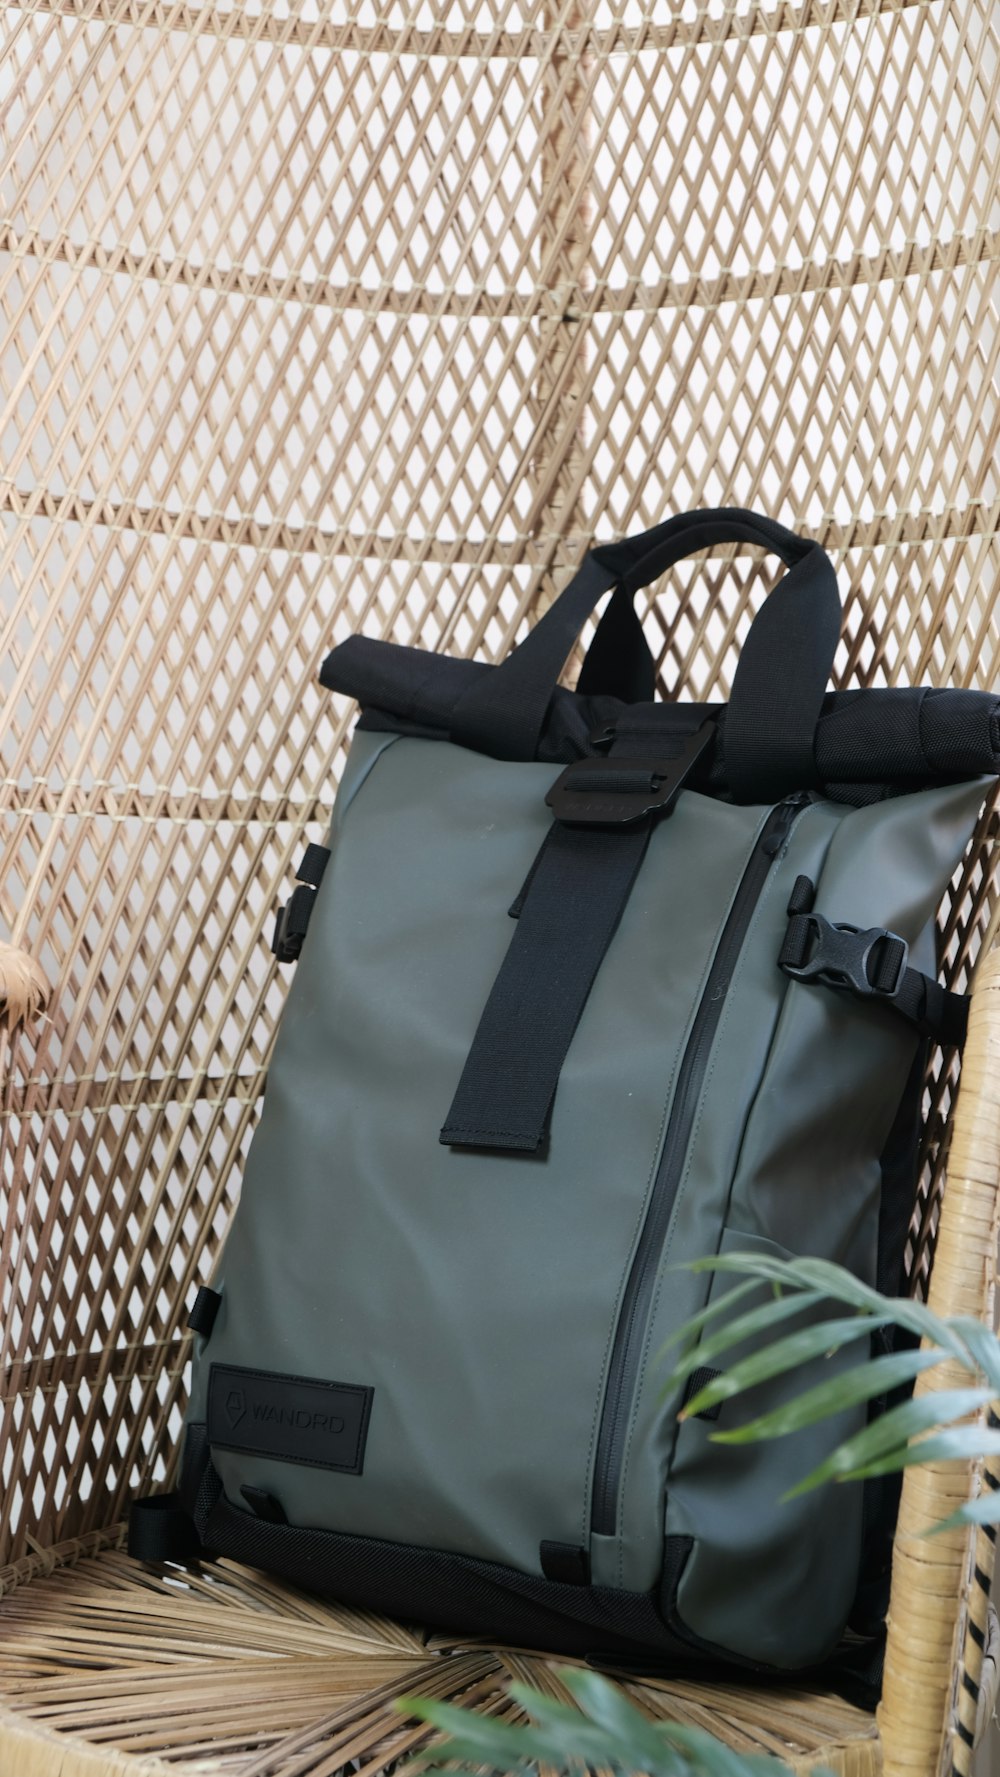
left=131, top=509, right=997, bottom=1693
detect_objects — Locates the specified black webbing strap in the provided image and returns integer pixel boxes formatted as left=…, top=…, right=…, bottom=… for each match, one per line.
left=448, top=510, right=841, bottom=803
left=440, top=819, right=651, bottom=1151
left=576, top=586, right=657, bottom=704
left=272, top=842, right=330, bottom=964
left=540, top=1540, right=591, bottom=1586
left=895, top=972, right=969, bottom=1047
left=128, top=1492, right=203, bottom=1564
left=441, top=728, right=714, bottom=1153
left=722, top=544, right=840, bottom=802
left=779, top=893, right=968, bottom=1046
left=450, top=553, right=617, bottom=760
left=240, top=1484, right=288, bottom=1524
left=681, top=1366, right=723, bottom=1422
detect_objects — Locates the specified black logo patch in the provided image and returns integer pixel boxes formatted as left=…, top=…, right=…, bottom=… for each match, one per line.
left=208, top=1364, right=373, bottom=1473
left=225, top=1387, right=247, bottom=1428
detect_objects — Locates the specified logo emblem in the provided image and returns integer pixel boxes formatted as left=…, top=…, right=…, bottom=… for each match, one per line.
left=225, top=1387, right=247, bottom=1428
left=208, top=1364, right=373, bottom=1474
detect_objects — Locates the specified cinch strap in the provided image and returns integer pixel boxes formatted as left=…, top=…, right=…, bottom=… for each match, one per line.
left=440, top=727, right=714, bottom=1153
left=440, top=821, right=651, bottom=1151
left=779, top=880, right=968, bottom=1046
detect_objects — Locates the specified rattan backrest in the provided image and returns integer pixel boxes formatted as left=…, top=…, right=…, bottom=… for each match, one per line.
left=0, top=0, right=998, bottom=1572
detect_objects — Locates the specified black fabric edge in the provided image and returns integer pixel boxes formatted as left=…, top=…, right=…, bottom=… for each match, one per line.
left=200, top=1481, right=882, bottom=1705
left=322, top=639, right=1000, bottom=803
left=186, top=1446, right=773, bottom=1674
left=198, top=1481, right=691, bottom=1664
left=146, top=1441, right=883, bottom=1707
left=128, top=1492, right=204, bottom=1563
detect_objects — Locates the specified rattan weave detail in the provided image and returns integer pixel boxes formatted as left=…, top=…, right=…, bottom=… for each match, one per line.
left=1, top=0, right=999, bottom=1769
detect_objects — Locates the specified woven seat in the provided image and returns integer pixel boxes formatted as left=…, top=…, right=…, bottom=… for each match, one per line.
left=2, top=0, right=999, bottom=1772
left=0, top=1542, right=884, bottom=1777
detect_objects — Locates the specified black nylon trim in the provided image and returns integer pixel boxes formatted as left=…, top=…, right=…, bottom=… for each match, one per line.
left=539, top=1541, right=591, bottom=1587
left=196, top=1483, right=692, bottom=1665
left=187, top=1286, right=221, bottom=1338
left=176, top=1463, right=883, bottom=1699
left=179, top=1422, right=211, bottom=1517
left=298, top=843, right=329, bottom=888
left=324, top=640, right=1000, bottom=800
left=128, top=1493, right=202, bottom=1564
left=681, top=1368, right=722, bottom=1422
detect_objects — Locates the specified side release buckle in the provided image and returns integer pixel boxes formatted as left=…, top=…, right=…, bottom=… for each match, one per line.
left=780, top=911, right=909, bottom=1002
left=271, top=841, right=330, bottom=964
left=545, top=722, right=715, bottom=827
left=271, top=883, right=316, bottom=963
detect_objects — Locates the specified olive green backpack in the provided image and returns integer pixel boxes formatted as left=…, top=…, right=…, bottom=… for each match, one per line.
left=131, top=510, right=996, bottom=1693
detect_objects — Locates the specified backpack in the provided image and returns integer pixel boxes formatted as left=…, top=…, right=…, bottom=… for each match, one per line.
left=131, top=509, right=996, bottom=1685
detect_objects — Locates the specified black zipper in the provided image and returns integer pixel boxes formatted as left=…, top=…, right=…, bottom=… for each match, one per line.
left=589, top=794, right=810, bottom=1538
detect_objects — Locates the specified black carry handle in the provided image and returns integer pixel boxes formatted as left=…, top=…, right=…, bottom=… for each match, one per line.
left=448, top=508, right=842, bottom=802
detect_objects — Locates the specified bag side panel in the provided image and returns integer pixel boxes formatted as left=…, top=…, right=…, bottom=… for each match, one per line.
left=661, top=775, right=988, bottom=1667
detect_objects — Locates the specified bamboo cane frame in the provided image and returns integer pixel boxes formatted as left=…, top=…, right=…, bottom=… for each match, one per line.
left=0, top=0, right=999, bottom=1770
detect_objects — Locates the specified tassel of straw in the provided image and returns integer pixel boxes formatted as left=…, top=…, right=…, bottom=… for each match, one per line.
left=0, top=944, right=50, bottom=1027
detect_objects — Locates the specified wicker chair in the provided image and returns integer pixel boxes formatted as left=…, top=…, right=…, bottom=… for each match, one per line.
left=1, top=1, right=999, bottom=1773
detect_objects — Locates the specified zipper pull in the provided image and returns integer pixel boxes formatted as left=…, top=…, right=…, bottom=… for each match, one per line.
left=588, top=722, right=616, bottom=753
left=762, top=793, right=812, bottom=856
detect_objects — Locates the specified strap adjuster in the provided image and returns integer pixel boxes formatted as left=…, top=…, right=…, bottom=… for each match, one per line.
left=780, top=911, right=909, bottom=1001
left=545, top=722, right=714, bottom=827
left=271, top=882, right=316, bottom=963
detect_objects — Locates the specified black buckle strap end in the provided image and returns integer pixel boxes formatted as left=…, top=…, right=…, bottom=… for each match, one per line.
left=779, top=902, right=968, bottom=1046
left=271, top=842, right=331, bottom=963
left=780, top=912, right=908, bottom=1001
left=271, top=882, right=316, bottom=962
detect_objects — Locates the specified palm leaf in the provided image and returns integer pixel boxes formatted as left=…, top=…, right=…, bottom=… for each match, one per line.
left=671, top=1253, right=1000, bottom=1523
left=782, top=1386, right=998, bottom=1496
left=932, top=1488, right=1000, bottom=1536
left=661, top=1277, right=828, bottom=1350
left=668, top=1315, right=892, bottom=1417
left=663, top=1289, right=857, bottom=1391
left=402, top=1666, right=813, bottom=1777
left=686, top=1252, right=981, bottom=1365
left=847, top=1426, right=1000, bottom=1477
left=704, top=1346, right=947, bottom=1441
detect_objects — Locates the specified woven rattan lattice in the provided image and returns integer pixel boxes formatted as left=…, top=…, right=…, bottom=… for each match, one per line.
left=1, top=2, right=999, bottom=1773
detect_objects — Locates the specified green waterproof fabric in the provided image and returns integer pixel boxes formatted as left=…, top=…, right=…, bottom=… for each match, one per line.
left=185, top=727, right=987, bottom=1669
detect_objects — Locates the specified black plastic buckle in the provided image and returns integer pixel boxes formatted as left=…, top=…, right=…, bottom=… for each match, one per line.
left=781, top=912, right=908, bottom=1000
left=271, top=882, right=316, bottom=963
left=545, top=723, right=714, bottom=827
